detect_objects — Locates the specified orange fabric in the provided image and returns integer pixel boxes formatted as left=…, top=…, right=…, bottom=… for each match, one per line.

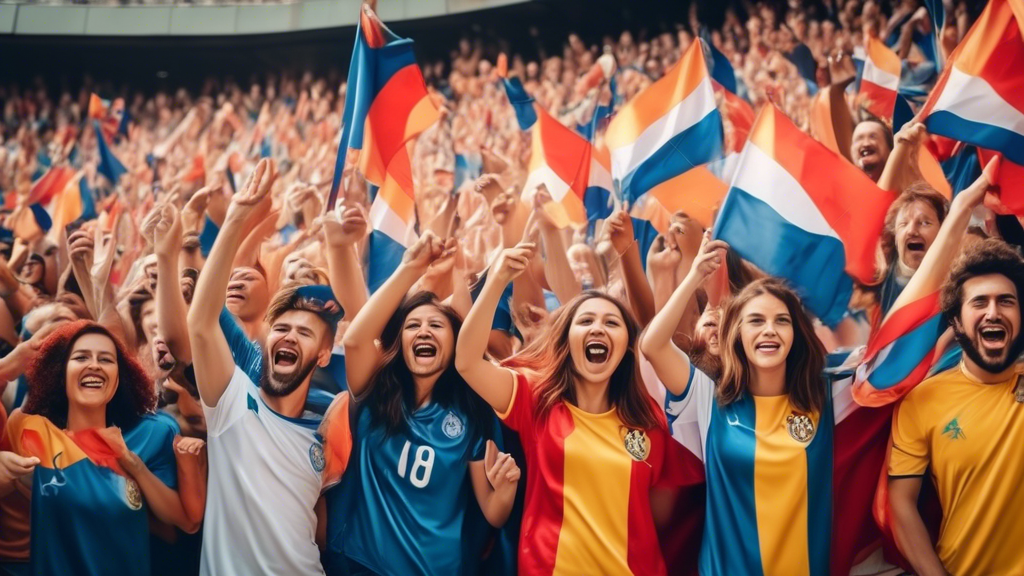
left=0, top=406, right=30, bottom=562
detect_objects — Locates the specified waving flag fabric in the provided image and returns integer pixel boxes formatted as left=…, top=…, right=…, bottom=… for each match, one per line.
left=713, top=105, right=893, bottom=326
left=606, top=40, right=723, bottom=204
left=331, top=5, right=440, bottom=292
left=860, top=36, right=902, bottom=121
left=88, top=94, right=128, bottom=141
left=501, top=76, right=610, bottom=228
left=94, top=121, right=126, bottom=185
left=50, top=174, right=98, bottom=235
left=920, top=0, right=1024, bottom=211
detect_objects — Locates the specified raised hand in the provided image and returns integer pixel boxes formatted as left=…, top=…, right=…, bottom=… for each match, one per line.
left=959, top=156, right=999, bottom=213
left=647, top=233, right=682, bottom=274
left=181, top=185, right=216, bottom=234
left=226, top=158, right=275, bottom=222
left=320, top=205, right=368, bottom=248
left=153, top=204, right=183, bottom=258
left=605, top=210, right=635, bottom=257
left=401, top=230, right=447, bottom=272
left=0, top=451, right=38, bottom=486
left=685, top=231, right=729, bottom=283
left=68, top=229, right=96, bottom=268
left=492, top=241, right=536, bottom=284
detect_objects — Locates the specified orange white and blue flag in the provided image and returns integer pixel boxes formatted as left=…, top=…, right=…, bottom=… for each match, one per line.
left=88, top=94, right=128, bottom=141
left=859, top=36, right=902, bottom=122
left=713, top=105, right=893, bottom=326
left=920, top=0, right=1024, bottom=212
left=606, top=39, right=723, bottom=204
left=331, top=5, right=439, bottom=291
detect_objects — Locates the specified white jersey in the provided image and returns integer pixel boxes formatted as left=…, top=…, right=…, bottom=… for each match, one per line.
left=200, top=366, right=326, bottom=576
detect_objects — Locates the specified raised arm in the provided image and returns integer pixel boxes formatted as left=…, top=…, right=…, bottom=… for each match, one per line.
left=455, top=242, right=536, bottom=413
left=342, top=231, right=448, bottom=398
left=640, top=233, right=726, bottom=395
left=882, top=154, right=995, bottom=320
left=606, top=210, right=656, bottom=326
left=878, top=122, right=927, bottom=194
left=826, top=49, right=857, bottom=163
left=321, top=206, right=369, bottom=321
left=188, top=159, right=274, bottom=407
left=533, top=188, right=581, bottom=305
left=149, top=204, right=192, bottom=365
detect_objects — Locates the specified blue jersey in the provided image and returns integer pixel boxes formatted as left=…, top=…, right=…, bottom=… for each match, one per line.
left=340, top=401, right=486, bottom=576
left=8, top=413, right=177, bottom=576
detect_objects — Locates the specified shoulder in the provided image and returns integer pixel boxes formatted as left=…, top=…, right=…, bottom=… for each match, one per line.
left=127, top=413, right=179, bottom=449
left=902, top=366, right=963, bottom=406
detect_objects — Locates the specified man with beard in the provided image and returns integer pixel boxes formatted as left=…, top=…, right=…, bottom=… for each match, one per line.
left=850, top=119, right=893, bottom=183
left=188, top=159, right=349, bottom=576
left=888, top=239, right=1024, bottom=576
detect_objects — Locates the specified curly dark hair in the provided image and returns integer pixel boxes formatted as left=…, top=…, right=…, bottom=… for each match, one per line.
left=941, top=239, right=1024, bottom=327
left=22, top=321, right=157, bottom=430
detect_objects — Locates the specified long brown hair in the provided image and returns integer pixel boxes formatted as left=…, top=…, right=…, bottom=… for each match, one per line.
left=717, top=279, right=826, bottom=414
left=503, top=291, right=662, bottom=430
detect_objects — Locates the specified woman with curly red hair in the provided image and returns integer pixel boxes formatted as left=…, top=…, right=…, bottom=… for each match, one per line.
left=0, top=321, right=203, bottom=576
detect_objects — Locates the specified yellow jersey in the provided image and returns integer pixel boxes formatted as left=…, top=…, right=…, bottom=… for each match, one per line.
left=890, top=363, right=1024, bottom=576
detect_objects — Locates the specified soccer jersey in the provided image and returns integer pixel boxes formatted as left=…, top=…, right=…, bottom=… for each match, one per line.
left=664, top=365, right=835, bottom=576
left=499, top=370, right=697, bottom=576
left=890, top=363, right=1024, bottom=576
left=5, top=411, right=177, bottom=576
left=200, top=366, right=330, bottom=576
left=339, top=398, right=487, bottom=576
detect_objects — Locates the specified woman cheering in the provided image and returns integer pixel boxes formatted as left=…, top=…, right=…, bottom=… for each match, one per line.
left=0, top=321, right=203, bottom=576
left=456, top=241, right=700, bottom=576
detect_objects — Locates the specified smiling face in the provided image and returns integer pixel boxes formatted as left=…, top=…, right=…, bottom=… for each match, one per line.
left=851, top=121, right=892, bottom=181
left=262, top=310, right=329, bottom=397
left=894, top=200, right=940, bottom=271
left=568, top=297, right=630, bottom=384
left=737, top=294, right=794, bottom=373
left=226, top=267, right=270, bottom=321
left=65, top=333, right=119, bottom=414
left=696, top=308, right=722, bottom=356
left=400, top=305, right=455, bottom=380
left=954, top=274, right=1023, bottom=373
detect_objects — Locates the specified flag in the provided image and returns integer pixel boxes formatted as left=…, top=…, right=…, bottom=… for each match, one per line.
left=920, top=0, right=1024, bottom=212
left=94, top=121, right=126, bottom=185
left=89, top=94, right=127, bottom=141
left=330, top=5, right=439, bottom=292
left=859, top=36, right=902, bottom=121
left=501, top=75, right=607, bottom=229
left=714, top=80, right=754, bottom=154
left=50, top=174, right=98, bottom=235
left=26, top=166, right=75, bottom=207
left=702, top=34, right=738, bottom=96
left=8, top=204, right=52, bottom=240
left=713, top=105, right=893, bottom=326
left=606, top=40, right=724, bottom=204
left=808, top=88, right=841, bottom=155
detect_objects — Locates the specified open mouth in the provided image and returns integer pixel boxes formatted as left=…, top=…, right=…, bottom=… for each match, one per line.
left=274, top=348, right=298, bottom=367
left=80, top=375, right=105, bottom=389
left=979, top=325, right=1008, bottom=348
left=413, top=343, right=437, bottom=358
left=905, top=239, right=926, bottom=253
left=584, top=341, right=610, bottom=364
left=755, top=341, right=781, bottom=353
left=858, top=145, right=877, bottom=160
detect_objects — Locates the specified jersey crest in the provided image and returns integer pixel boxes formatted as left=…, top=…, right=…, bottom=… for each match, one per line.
left=309, top=442, right=326, bottom=473
left=442, top=411, right=464, bottom=439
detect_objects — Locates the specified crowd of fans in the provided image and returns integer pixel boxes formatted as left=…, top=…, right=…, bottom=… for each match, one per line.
left=0, top=0, right=1019, bottom=575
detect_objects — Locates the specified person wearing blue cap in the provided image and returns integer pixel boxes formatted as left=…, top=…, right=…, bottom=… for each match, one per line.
left=186, top=159, right=350, bottom=576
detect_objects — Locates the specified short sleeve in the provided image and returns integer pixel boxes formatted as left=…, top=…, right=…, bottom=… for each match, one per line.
left=889, top=395, right=930, bottom=477
left=201, top=365, right=253, bottom=438
left=136, top=415, right=179, bottom=490
left=219, top=308, right=263, bottom=383
left=663, top=364, right=715, bottom=462
left=496, top=371, right=534, bottom=434
left=469, top=414, right=499, bottom=462
left=321, top=392, right=353, bottom=487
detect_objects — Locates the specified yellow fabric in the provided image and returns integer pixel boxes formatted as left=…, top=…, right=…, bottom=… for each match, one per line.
left=552, top=403, right=633, bottom=576
left=753, top=395, right=814, bottom=576
left=890, top=364, right=1024, bottom=576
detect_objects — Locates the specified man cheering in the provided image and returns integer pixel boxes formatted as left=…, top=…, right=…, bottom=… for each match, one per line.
left=888, top=239, right=1024, bottom=576
left=188, top=159, right=348, bottom=576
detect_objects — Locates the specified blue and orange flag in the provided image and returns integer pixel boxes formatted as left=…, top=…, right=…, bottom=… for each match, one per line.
left=331, top=5, right=439, bottom=291
left=94, top=121, right=127, bottom=185
left=920, top=0, right=1024, bottom=212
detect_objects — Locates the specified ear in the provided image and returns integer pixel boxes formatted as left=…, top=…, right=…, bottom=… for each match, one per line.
left=317, top=347, right=332, bottom=368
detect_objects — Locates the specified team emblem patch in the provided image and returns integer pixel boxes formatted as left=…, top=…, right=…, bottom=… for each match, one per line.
left=309, top=443, right=326, bottom=473
left=787, top=413, right=815, bottom=443
left=125, top=478, right=143, bottom=510
left=442, top=412, right=464, bottom=439
left=623, top=429, right=651, bottom=462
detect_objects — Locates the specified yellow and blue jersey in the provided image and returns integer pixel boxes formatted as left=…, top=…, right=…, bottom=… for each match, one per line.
left=333, top=401, right=487, bottom=576
left=665, top=366, right=834, bottom=576
left=6, top=411, right=177, bottom=576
